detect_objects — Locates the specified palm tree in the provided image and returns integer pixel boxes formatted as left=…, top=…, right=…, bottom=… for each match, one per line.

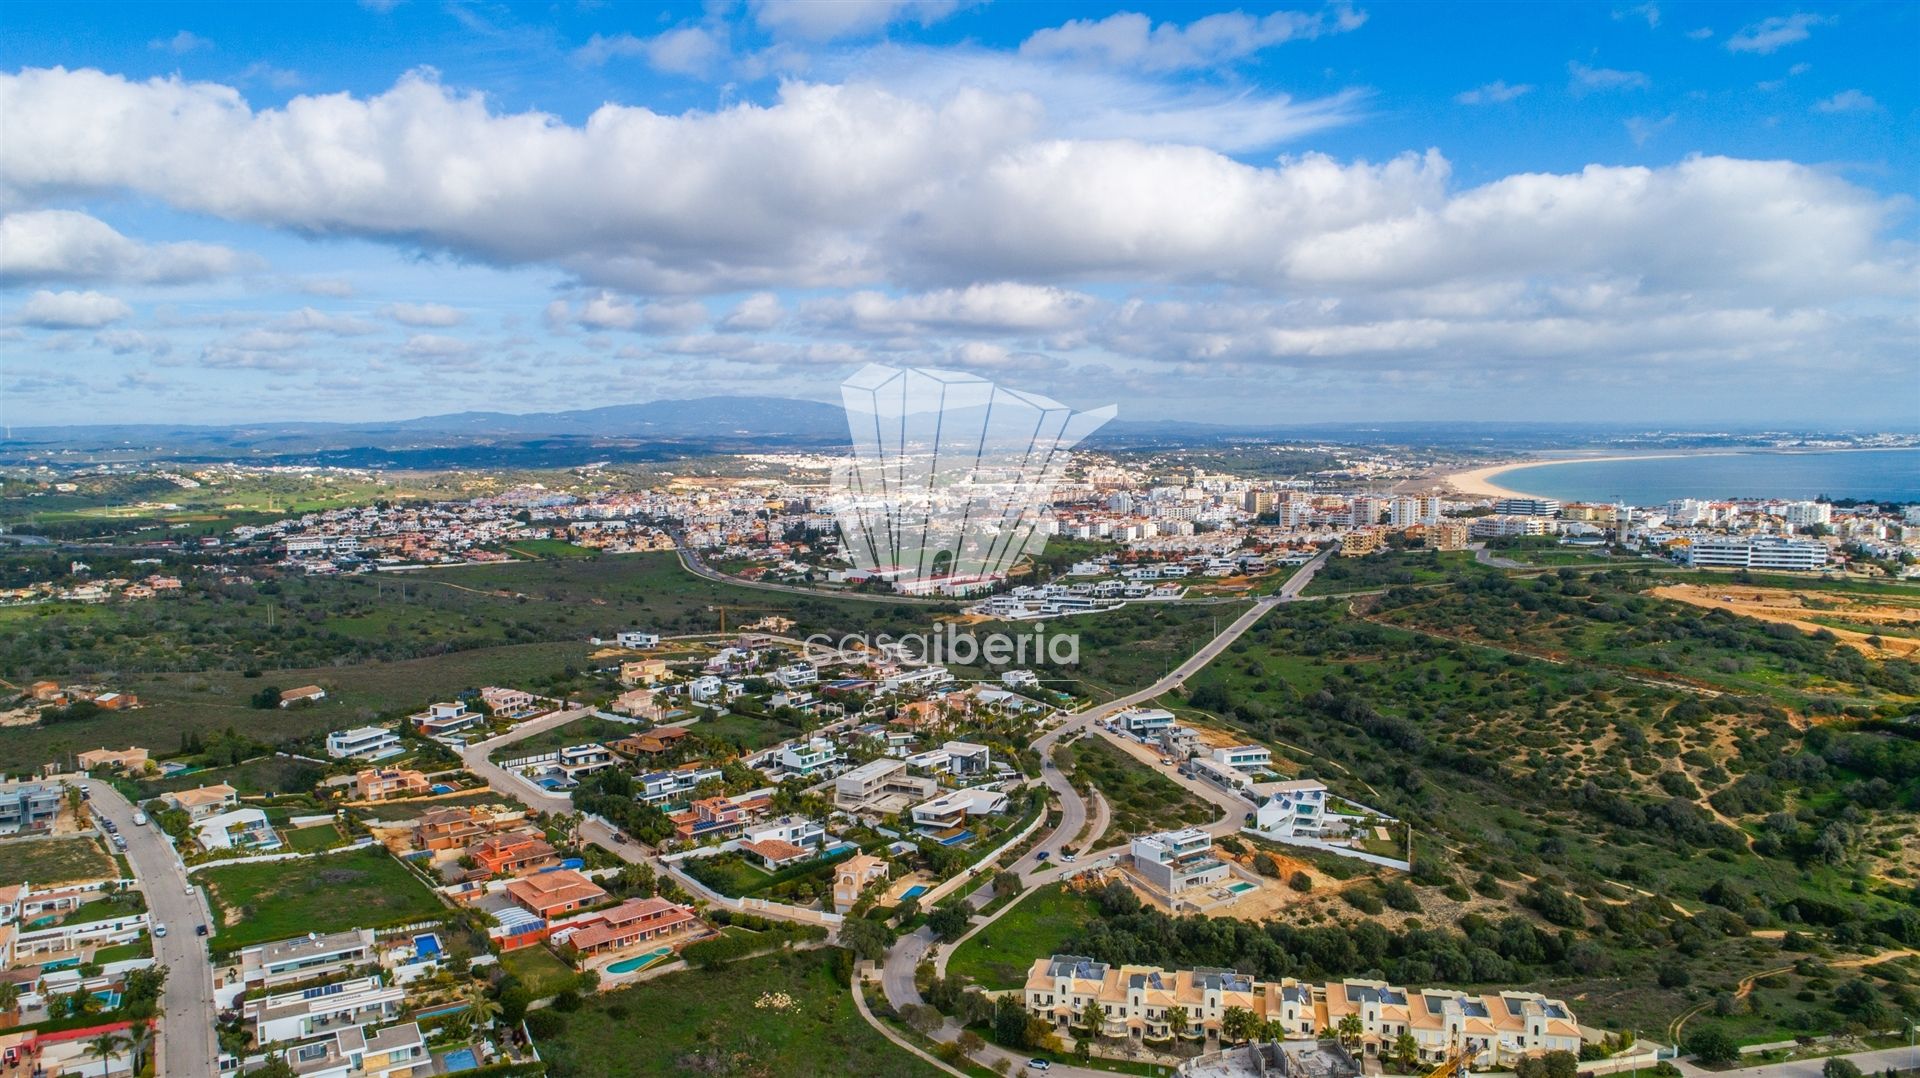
left=466, top=986, right=503, bottom=1030
left=0, top=979, right=19, bottom=1018
left=1166, top=1004, right=1190, bottom=1040
left=127, top=1021, right=156, bottom=1074
left=1394, top=1031, right=1420, bottom=1072
left=85, top=1032, right=127, bottom=1072
left=1336, top=1013, right=1365, bottom=1052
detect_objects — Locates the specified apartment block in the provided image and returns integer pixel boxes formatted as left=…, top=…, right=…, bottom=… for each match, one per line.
left=239, top=929, right=378, bottom=990
left=1023, top=957, right=1583, bottom=1064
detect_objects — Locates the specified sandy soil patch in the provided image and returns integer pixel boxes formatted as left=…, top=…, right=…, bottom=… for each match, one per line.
left=1652, top=583, right=1920, bottom=660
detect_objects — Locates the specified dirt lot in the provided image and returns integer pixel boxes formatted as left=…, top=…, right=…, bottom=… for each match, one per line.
left=1653, top=583, right=1920, bottom=660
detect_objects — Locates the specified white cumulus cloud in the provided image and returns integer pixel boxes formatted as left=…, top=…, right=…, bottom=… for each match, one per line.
left=12, top=289, right=133, bottom=328
left=0, top=210, right=259, bottom=285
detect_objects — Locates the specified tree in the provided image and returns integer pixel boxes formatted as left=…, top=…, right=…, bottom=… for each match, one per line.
left=248, top=1055, right=298, bottom=1078
left=929, top=903, right=972, bottom=942
left=1821, top=1060, right=1862, bottom=1078
left=0, top=980, right=18, bottom=1016
left=993, top=993, right=1033, bottom=1049
left=1684, top=1027, right=1740, bottom=1066
left=1393, top=1032, right=1420, bottom=1071
left=465, top=985, right=502, bottom=1030
left=126, top=1022, right=155, bottom=1075
left=1336, top=1013, right=1365, bottom=1051
left=1166, top=1004, right=1190, bottom=1040
left=1543, top=1049, right=1580, bottom=1078
left=1080, top=999, right=1108, bottom=1038
left=1222, top=1005, right=1260, bottom=1045
left=84, top=1033, right=126, bottom=1073
left=839, top=917, right=896, bottom=961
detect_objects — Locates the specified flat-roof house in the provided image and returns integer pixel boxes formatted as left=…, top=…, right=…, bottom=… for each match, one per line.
left=412, top=701, right=483, bottom=737
left=0, top=782, right=63, bottom=834
left=1212, top=744, right=1272, bottom=771
left=638, top=764, right=723, bottom=804
left=244, top=975, right=403, bottom=1045
left=1254, top=780, right=1328, bottom=838
left=778, top=737, right=841, bottom=777
left=194, top=807, right=281, bottom=852
left=240, top=928, right=378, bottom=989
left=1130, top=828, right=1230, bottom=896
left=1118, top=708, right=1175, bottom=735
left=615, top=630, right=661, bottom=649
left=910, top=787, right=1010, bottom=830
left=162, top=783, right=238, bottom=822
left=834, top=758, right=938, bottom=813
left=325, top=726, right=403, bottom=762
left=943, top=741, right=991, bottom=776
left=505, top=869, right=608, bottom=919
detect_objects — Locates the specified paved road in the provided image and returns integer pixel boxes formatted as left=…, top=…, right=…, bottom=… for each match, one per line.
left=1674, top=1043, right=1920, bottom=1078
left=457, top=706, right=593, bottom=815
left=671, top=533, right=955, bottom=606
left=82, top=778, right=218, bottom=1078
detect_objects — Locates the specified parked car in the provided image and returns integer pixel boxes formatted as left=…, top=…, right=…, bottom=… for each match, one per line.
left=1035, top=851, right=1051, bottom=861
left=195, top=925, right=209, bottom=937
left=153, top=923, right=167, bottom=937
left=132, top=811, right=148, bottom=826
left=1061, top=853, right=1077, bottom=863
left=1029, top=1060, right=1052, bottom=1071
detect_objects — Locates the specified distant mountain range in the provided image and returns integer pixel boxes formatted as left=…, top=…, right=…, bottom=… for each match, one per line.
left=3, top=396, right=1889, bottom=469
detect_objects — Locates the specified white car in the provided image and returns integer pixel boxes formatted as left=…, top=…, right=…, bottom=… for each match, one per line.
left=152, top=923, right=167, bottom=937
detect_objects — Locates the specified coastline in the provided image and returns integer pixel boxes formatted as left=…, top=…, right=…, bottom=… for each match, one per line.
left=1441, top=452, right=1720, bottom=499
left=1440, top=446, right=1919, bottom=501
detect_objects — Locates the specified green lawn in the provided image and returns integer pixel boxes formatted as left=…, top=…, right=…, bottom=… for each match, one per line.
left=500, top=945, right=580, bottom=999
left=945, top=883, right=1098, bottom=990
left=282, top=823, right=345, bottom=852
left=1302, top=549, right=1492, bottom=596
left=507, top=539, right=597, bottom=560
left=538, top=948, right=939, bottom=1078
left=200, top=845, right=445, bottom=952
left=0, top=835, right=115, bottom=885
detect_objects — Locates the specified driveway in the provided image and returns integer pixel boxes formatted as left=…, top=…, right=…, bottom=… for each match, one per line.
left=79, top=777, right=219, bottom=1078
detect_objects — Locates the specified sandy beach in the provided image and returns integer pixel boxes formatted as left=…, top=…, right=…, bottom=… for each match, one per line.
left=1440, top=452, right=1727, bottom=499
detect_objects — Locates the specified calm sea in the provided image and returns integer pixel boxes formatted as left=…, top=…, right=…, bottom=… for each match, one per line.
left=1498, top=448, right=1920, bottom=505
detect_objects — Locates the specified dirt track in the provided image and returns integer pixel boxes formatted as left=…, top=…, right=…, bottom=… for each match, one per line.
left=1652, top=583, right=1920, bottom=660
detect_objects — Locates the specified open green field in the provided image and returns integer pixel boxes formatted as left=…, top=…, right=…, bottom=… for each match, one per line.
left=1058, top=737, right=1216, bottom=836
left=281, top=822, right=346, bottom=853
left=0, top=835, right=115, bottom=885
left=499, top=944, right=580, bottom=999
left=506, top=539, right=597, bottom=560
left=945, top=883, right=1098, bottom=990
left=538, top=947, right=939, bottom=1078
left=690, top=711, right=797, bottom=751
left=1302, top=548, right=1495, bottom=595
left=201, top=845, right=445, bottom=952
left=352, top=790, right=516, bottom=822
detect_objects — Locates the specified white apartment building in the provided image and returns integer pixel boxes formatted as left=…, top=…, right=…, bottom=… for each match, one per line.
left=1680, top=535, right=1829, bottom=571
left=245, top=975, right=404, bottom=1044
left=1492, top=497, right=1561, bottom=517
left=1782, top=501, right=1833, bottom=526
left=240, top=929, right=379, bottom=990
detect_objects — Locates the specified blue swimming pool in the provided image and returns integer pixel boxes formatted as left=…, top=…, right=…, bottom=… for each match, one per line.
left=936, top=830, right=973, bottom=846
left=441, top=1047, right=479, bottom=1072
left=430, top=783, right=455, bottom=794
left=607, top=946, right=673, bottom=974
left=899, top=884, right=928, bottom=900
left=413, top=933, right=441, bottom=957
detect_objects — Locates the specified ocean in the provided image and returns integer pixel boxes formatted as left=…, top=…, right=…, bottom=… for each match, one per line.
left=1495, top=448, right=1920, bottom=505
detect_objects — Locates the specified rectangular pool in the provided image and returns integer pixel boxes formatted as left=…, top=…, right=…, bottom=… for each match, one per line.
left=899, top=884, right=928, bottom=900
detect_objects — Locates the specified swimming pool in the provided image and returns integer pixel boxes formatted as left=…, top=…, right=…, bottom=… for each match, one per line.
left=607, top=946, right=674, bottom=974
left=430, top=783, right=455, bottom=794
left=412, top=933, right=442, bottom=957
left=899, top=884, right=928, bottom=900
left=1228, top=882, right=1257, bottom=894
left=441, top=1047, right=479, bottom=1072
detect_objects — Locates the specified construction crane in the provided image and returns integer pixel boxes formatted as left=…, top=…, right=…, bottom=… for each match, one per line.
left=1422, top=1036, right=1475, bottom=1078
left=706, top=604, right=782, bottom=634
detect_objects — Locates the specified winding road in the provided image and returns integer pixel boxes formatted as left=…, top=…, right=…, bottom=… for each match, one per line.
left=874, top=545, right=1335, bottom=1073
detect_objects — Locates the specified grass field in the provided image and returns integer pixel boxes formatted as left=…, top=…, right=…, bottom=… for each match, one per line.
left=282, top=822, right=345, bottom=852
left=507, top=539, right=597, bottom=560
left=1302, top=548, right=1493, bottom=596
left=945, top=883, right=1098, bottom=990
left=0, top=835, right=115, bottom=885
left=499, top=944, right=580, bottom=999
left=200, top=845, right=445, bottom=952
left=1059, top=737, right=1215, bottom=836
left=538, top=947, right=938, bottom=1078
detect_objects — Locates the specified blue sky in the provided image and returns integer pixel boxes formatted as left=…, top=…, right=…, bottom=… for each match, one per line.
left=2, top=1, right=1915, bottom=427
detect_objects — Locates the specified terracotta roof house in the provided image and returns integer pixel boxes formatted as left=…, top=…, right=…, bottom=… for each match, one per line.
left=468, top=832, right=558, bottom=877
left=739, top=837, right=812, bottom=870
left=559, top=897, right=699, bottom=954
left=505, top=870, right=608, bottom=918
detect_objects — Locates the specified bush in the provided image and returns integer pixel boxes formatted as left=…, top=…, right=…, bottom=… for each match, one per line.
left=1684, top=1026, right=1739, bottom=1065
left=522, top=1010, right=565, bottom=1040
left=1289, top=871, right=1313, bottom=893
